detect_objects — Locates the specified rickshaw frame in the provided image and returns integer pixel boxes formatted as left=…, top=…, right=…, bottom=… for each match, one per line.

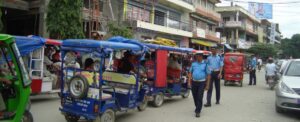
left=59, top=37, right=148, bottom=121
left=144, top=43, right=193, bottom=107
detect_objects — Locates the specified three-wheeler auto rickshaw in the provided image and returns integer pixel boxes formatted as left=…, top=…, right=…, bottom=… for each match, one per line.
left=223, top=52, right=245, bottom=87
left=143, top=43, right=193, bottom=107
left=15, top=36, right=62, bottom=95
left=0, top=34, right=33, bottom=122
left=59, top=37, right=148, bottom=122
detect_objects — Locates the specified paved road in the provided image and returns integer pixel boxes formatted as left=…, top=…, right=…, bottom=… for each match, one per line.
left=31, top=70, right=300, bottom=122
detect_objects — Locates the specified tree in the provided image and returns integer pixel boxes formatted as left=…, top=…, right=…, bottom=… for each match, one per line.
left=247, top=43, right=278, bottom=60
left=107, top=22, right=133, bottom=38
left=46, top=0, right=85, bottom=39
left=281, top=34, right=300, bottom=58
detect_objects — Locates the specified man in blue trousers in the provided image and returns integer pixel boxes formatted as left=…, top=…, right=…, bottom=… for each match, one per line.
left=188, top=52, right=211, bottom=118
left=205, top=47, right=224, bottom=107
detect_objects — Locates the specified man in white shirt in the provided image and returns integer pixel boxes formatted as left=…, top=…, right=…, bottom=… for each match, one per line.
left=265, top=58, right=277, bottom=83
left=257, top=58, right=263, bottom=71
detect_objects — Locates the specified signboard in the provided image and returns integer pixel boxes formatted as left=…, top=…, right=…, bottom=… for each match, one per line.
left=248, top=2, right=273, bottom=19
left=238, top=39, right=251, bottom=49
left=196, top=28, right=206, bottom=38
left=270, top=23, right=276, bottom=44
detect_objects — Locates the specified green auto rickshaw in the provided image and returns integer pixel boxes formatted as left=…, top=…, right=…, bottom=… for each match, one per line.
left=0, top=34, right=33, bottom=122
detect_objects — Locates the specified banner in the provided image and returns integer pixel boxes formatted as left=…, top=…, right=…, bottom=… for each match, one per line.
left=248, top=2, right=273, bottom=19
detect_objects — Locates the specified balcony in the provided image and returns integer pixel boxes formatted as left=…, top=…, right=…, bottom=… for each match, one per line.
left=159, top=0, right=195, bottom=12
left=125, top=12, right=192, bottom=37
left=195, top=6, right=221, bottom=22
left=223, top=21, right=245, bottom=29
left=245, top=24, right=258, bottom=36
left=193, top=27, right=220, bottom=43
left=206, top=31, right=220, bottom=42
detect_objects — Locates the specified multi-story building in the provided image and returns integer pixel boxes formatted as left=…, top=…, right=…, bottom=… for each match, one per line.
left=216, top=5, right=261, bottom=49
left=103, top=0, right=195, bottom=47
left=261, top=19, right=281, bottom=44
left=1, top=0, right=104, bottom=38
left=190, top=0, right=222, bottom=50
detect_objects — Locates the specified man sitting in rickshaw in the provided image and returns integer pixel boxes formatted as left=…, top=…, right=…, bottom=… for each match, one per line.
left=167, top=54, right=182, bottom=83
left=118, top=51, right=135, bottom=74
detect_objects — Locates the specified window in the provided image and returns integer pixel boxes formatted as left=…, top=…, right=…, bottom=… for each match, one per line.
left=223, top=17, right=230, bottom=22
left=208, top=24, right=213, bottom=31
left=285, top=61, right=300, bottom=77
left=154, top=10, right=166, bottom=26
left=207, top=1, right=214, bottom=10
left=126, top=4, right=150, bottom=22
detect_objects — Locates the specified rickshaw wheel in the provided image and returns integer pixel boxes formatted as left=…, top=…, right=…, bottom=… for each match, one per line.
left=65, top=114, right=79, bottom=122
left=152, top=93, right=164, bottom=107
left=69, top=75, right=89, bottom=99
left=21, top=110, right=33, bottom=122
left=138, top=95, right=148, bottom=111
left=182, top=89, right=190, bottom=98
left=94, top=109, right=115, bottom=122
left=224, top=81, right=228, bottom=86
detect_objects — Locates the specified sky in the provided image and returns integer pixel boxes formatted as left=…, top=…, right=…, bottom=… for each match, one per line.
left=217, top=0, right=300, bottom=38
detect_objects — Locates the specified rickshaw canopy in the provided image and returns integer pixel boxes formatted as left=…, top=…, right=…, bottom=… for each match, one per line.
left=61, top=39, right=144, bottom=53
left=15, top=36, right=61, bottom=56
left=15, top=36, right=46, bottom=56
left=145, top=43, right=193, bottom=53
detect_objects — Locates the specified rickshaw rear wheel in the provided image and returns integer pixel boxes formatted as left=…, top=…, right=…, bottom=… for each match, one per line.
left=182, top=89, right=190, bottom=98
left=64, top=114, right=79, bottom=122
left=69, top=75, right=89, bottom=99
left=21, top=110, right=33, bottom=122
left=152, top=92, right=164, bottom=107
left=138, top=95, right=148, bottom=111
left=94, top=109, right=115, bottom=122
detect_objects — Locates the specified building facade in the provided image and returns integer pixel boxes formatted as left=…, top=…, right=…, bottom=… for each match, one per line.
left=216, top=5, right=261, bottom=49
left=104, top=0, right=195, bottom=47
left=261, top=19, right=281, bottom=44
left=1, top=0, right=104, bottom=38
left=190, top=0, right=221, bottom=50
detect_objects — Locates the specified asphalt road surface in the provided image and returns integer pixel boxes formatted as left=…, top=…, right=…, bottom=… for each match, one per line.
left=31, top=70, right=300, bottom=122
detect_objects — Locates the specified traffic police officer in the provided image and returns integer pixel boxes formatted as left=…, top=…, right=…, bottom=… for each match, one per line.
left=205, top=47, right=224, bottom=107
left=188, top=52, right=211, bottom=118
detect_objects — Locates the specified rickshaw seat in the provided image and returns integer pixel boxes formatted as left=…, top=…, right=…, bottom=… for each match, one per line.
left=102, top=72, right=136, bottom=85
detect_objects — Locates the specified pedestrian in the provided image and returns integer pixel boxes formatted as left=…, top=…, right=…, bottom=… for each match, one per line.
left=249, top=55, right=257, bottom=85
left=257, top=57, right=262, bottom=71
left=205, top=47, right=223, bottom=107
left=188, top=52, right=211, bottom=118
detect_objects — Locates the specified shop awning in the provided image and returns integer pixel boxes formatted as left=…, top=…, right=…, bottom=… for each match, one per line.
left=191, top=39, right=217, bottom=47
left=224, top=44, right=234, bottom=50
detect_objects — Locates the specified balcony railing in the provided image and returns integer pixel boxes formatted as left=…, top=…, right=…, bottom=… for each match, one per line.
left=195, top=6, right=221, bottom=22
left=223, top=21, right=245, bottom=28
left=154, top=14, right=191, bottom=32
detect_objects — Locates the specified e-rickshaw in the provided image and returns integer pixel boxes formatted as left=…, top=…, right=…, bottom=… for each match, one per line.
left=59, top=37, right=148, bottom=122
left=223, top=53, right=245, bottom=87
left=15, top=36, right=62, bottom=95
left=143, top=43, right=193, bottom=107
left=0, top=34, right=33, bottom=122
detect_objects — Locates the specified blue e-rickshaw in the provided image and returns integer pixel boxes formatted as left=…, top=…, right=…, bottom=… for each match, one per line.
left=143, top=44, right=193, bottom=107
left=59, top=37, right=148, bottom=122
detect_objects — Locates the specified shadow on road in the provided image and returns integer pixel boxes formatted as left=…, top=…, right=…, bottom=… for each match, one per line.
left=279, top=111, right=300, bottom=120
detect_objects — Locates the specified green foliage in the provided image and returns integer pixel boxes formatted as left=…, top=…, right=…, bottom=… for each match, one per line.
left=247, top=43, right=278, bottom=59
left=281, top=34, right=300, bottom=58
left=107, top=22, right=133, bottom=38
left=46, top=0, right=85, bottom=39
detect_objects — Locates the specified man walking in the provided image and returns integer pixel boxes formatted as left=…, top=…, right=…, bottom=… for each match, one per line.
left=205, top=47, right=223, bottom=107
left=188, top=52, right=211, bottom=118
left=249, top=55, right=257, bottom=85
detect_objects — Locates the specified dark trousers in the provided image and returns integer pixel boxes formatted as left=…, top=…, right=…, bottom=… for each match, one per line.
left=249, top=70, right=256, bottom=85
left=206, top=71, right=221, bottom=104
left=191, top=81, right=206, bottom=113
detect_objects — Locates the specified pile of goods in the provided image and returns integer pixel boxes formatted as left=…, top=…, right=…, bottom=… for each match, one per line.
left=144, top=37, right=177, bottom=47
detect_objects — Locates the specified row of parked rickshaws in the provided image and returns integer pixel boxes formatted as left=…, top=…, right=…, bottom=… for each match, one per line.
left=0, top=34, right=224, bottom=122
